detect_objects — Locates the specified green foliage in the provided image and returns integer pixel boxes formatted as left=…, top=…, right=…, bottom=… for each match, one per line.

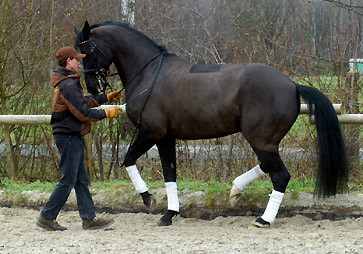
left=0, top=178, right=57, bottom=192
left=2, top=178, right=361, bottom=194
left=88, top=179, right=132, bottom=189
left=244, top=179, right=273, bottom=190
left=287, top=178, right=315, bottom=193
left=177, top=179, right=231, bottom=193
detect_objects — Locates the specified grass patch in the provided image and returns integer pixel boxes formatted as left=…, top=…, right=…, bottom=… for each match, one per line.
left=1, top=178, right=362, bottom=193
left=0, top=178, right=57, bottom=192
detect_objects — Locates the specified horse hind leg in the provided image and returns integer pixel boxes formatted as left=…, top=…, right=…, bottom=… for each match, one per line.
left=238, top=100, right=296, bottom=228
left=249, top=147, right=291, bottom=229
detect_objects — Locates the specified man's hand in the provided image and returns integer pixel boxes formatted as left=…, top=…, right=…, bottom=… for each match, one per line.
left=104, top=107, right=122, bottom=118
left=107, top=89, right=122, bottom=103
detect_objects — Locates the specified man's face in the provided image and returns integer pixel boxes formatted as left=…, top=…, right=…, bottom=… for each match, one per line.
left=66, top=57, right=81, bottom=73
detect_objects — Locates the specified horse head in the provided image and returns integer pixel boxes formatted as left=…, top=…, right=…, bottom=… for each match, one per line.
left=74, top=21, right=170, bottom=95
left=74, top=21, right=114, bottom=95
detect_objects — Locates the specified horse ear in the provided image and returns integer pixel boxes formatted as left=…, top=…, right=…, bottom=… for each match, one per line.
left=82, top=21, right=91, bottom=39
left=74, top=26, right=81, bottom=35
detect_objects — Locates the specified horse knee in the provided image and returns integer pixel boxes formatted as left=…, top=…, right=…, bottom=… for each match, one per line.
left=163, top=163, right=176, bottom=182
left=123, top=127, right=158, bottom=167
left=270, top=169, right=290, bottom=193
left=123, top=155, right=135, bottom=167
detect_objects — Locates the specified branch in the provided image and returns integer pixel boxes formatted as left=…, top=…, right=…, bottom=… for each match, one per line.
left=310, top=0, right=363, bottom=16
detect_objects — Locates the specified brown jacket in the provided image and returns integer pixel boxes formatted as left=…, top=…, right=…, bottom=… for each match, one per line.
left=50, top=68, right=107, bottom=136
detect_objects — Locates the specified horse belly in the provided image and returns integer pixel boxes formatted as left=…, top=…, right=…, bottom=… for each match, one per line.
left=170, top=108, right=241, bottom=140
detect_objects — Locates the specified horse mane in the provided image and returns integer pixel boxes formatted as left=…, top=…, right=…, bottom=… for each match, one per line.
left=90, top=20, right=169, bottom=54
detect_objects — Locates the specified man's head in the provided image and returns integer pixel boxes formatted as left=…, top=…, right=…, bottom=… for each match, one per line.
left=56, top=46, right=85, bottom=73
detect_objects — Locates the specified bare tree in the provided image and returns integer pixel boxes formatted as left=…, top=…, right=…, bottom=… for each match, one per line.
left=0, top=0, right=361, bottom=182
left=320, top=0, right=363, bottom=16
left=135, top=0, right=229, bottom=64
left=0, top=0, right=52, bottom=178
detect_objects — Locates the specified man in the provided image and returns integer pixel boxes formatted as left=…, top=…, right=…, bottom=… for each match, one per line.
left=36, top=46, right=122, bottom=231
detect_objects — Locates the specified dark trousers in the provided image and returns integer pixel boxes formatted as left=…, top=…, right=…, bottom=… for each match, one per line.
left=41, top=134, right=96, bottom=220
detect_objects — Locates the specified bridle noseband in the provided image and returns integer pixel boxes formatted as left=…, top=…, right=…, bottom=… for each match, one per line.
left=78, top=37, right=117, bottom=94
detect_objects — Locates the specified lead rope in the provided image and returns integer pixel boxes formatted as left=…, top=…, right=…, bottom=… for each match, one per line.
left=116, top=52, right=165, bottom=167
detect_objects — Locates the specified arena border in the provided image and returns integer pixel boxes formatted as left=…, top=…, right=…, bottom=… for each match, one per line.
left=0, top=188, right=362, bottom=222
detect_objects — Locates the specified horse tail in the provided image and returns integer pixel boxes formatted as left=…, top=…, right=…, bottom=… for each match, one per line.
left=295, top=83, right=348, bottom=198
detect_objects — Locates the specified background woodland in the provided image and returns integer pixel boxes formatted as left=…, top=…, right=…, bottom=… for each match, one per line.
left=0, top=0, right=361, bottom=183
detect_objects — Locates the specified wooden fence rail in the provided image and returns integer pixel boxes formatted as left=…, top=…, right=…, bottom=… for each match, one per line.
left=0, top=104, right=362, bottom=125
left=0, top=104, right=126, bottom=125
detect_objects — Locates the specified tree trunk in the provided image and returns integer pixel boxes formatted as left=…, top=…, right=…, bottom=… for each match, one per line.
left=3, top=125, right=16, bottom=179
left=0, top=101, right=16, bottom=179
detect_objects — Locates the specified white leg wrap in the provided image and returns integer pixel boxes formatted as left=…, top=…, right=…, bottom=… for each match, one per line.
left=126, top=165, right=148, bottom=193
left=232, top=165, right=266, bottom=190
left=261, top=189, right=284, bottom=224
left=165, top=182, right=179, bottom=212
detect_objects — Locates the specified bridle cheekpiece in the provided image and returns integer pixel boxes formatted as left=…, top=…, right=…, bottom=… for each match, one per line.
left=78, top=37, right=117, bottom=94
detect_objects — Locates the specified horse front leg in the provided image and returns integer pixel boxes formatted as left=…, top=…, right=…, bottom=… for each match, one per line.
left=156, top=137, right=179, bottom=226
left=123, top=126, right=157, bottom=210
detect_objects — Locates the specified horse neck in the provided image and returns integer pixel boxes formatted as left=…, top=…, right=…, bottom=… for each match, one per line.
left=111, top=38, right=161, bottom=88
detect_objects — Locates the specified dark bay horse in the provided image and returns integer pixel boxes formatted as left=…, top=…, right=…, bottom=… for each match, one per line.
left=74, top=21, right=347, bottom=228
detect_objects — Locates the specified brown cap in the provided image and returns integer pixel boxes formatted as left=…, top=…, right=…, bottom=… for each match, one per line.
left=55, top=46, right=86, bottom=61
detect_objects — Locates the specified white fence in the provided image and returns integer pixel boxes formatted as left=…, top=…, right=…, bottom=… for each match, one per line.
left=0, top=104, right=362, bottom=125
left=0, top=104, right=126, bottom=125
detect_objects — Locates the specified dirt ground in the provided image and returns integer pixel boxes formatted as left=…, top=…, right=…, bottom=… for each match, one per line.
left=0, top=206, right=362, bottom=254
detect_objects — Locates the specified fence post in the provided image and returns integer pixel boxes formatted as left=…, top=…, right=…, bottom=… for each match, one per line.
left=84, top=131, right=94, bottom=182
left=344, top=72, right=361, bottom=178
left=224, top=134, right=234, bottom=181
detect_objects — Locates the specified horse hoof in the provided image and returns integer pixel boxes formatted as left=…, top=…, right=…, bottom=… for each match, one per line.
left=229, top=185, right=242, bottom=207
left=157, top=210, right=179, bottom=226
left=230, top=194, right=241, bottom=207
left=145, top=195, right=156, bottom=211
left=157, top=220, right=172, bottom=227
left=249, top=218, right=270, bottom=229
left=248, top=224, right=259, bottom=229
left=141, top=192, right=157, bottom=211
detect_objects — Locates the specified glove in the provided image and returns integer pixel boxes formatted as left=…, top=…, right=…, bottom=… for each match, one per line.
left=104, top=107, right=122, bottom=118
left=107, top=89, right=122, bottom=103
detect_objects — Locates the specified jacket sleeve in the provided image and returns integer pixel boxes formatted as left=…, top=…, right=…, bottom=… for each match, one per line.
left=58, top=79, right=106, bottom=122
left=84, top=94, right=108, bottom=108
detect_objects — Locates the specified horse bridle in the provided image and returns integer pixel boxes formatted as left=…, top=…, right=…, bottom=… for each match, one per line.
left=78, top=37, right=118, bottom=94
left=78, top=37, right=167, bottom=95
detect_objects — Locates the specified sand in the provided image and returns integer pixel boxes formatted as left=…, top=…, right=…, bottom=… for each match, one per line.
left=0, top=207, right=362, bottom=254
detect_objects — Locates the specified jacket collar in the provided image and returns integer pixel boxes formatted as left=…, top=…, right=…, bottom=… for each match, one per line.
left=50, top=67, right=81, bottom=87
